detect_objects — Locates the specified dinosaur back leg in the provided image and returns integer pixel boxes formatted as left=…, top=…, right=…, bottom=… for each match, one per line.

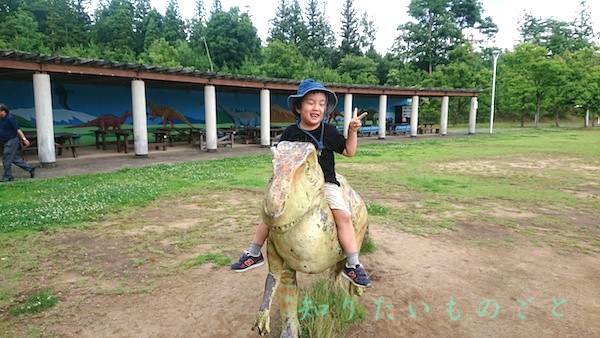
left=278, top=264, right=300, bottom=338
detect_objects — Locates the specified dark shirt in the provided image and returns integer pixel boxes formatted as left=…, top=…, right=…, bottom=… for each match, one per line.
left=280, top=123, right=346, bottom=186
left=0, top=112, right=19, bottom=143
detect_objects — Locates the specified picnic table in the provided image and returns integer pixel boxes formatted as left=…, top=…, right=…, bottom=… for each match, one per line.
left=237, top=126, right=284, bottom=145
left=418, top=123, right=439, bottom=134
left=24, top=132, right=81, bottom=157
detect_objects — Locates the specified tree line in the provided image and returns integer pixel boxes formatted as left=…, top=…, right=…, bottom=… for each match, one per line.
left=0, top=0, right=598, bottom=125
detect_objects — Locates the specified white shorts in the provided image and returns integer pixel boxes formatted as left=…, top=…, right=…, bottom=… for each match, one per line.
left=324, top=183, right=350, bottom=213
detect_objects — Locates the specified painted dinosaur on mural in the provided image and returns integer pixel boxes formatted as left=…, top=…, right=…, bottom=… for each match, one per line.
left=69, top=111, right=132, bottom=132
left=253, top=141, right=368, bottom=337
left=218, top=104, right=259, bottom=128
left=328, top=110, right=344, bottom=124
left=148, top=103, right=194, bottom=128
left=270, top=104, right=295, bottom=123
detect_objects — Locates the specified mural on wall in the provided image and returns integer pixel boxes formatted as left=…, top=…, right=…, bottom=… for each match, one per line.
left=0, top=79, right=410, bottom=131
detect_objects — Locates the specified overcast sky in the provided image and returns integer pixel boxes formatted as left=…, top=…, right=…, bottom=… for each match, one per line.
left=92, top=0, right=600, bottom=55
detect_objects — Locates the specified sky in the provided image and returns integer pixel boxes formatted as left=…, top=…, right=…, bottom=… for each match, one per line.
left=91, top=0, right=600, bottom=55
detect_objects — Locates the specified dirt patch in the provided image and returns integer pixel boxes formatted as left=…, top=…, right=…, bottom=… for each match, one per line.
left=3, top=188, right=600, bottom=337
left=434, top=156, right=600, bottom=179
left=488, top=207, right=538, bottom=220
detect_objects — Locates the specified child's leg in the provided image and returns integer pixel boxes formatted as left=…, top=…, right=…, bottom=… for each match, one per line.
left=231, top=222, right=269, bottom=271
left=331, top=209, right=359, bottom=265
left=248, top=222, right=270, bottom=256
left=325, top=183, right=370, bottom=286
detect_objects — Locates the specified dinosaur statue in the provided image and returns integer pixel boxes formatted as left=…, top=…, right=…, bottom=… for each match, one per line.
left=69, top=111, right=132, bottom=132
left=253, top=141, right=369, bottom=338
left=148, top=103, right=194, bottom=129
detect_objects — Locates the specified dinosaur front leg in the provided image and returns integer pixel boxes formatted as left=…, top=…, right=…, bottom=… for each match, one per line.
left=253, top=239, right=283, bottom=336
left=278, top=265, right=299, bottom=338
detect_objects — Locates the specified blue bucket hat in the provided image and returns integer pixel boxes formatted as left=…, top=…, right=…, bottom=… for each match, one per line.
left=288, top=79, right=338, bottom=117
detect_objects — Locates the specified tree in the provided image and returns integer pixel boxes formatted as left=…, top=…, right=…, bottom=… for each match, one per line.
left=287, top=0, right=307, bottom=46
left=189, top=0, right=206, bottom=50
left=303, top=0, right=335, bottom=61
left=260, top=40, right=306, bottom=79
left=268, top=0, right=306, bottom=46
left=0, top=0, right=21, bottom=21
left=498, top=44, right=564, bottom=127
left=385, top=60, right=428, bottom=87
left=204, top=7, right=261, bottom=70
left=340, top=0, right=361, bottom=57
left=359, top=11, right=376, bottom=54
left=337, top=55, right=379, bottom=84
left=269, top=0, right=289, bottom=42
left=518, top=10, right=594, bottom=55
left=339, top=0, right=361, bottom=57
left=573, top=0, right=597, bottom=50
left=133, top=0, right=151, bottom=53
left=93, top=0, right=136, bottom=59
left=395, top=0, right=495, bottom=74
left=143, top=9, right=163, bottom=51
left=210, top=0, right=222, bottom=15
left=45, top=0, right=91, bottom=51
left=559, top=48, right=600, bottom=125
left=142, top=37, right=181, bottom=67
left=423, top=44, right=490, bottom=124
left=0, top=9, right=48, bottom=53
left=163, top=0, right=186, bottom=45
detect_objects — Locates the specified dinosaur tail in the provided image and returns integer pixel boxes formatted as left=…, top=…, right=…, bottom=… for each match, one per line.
left=180, top=114, right=194, bottom=127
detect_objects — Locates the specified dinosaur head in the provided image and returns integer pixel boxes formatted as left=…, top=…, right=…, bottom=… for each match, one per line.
left=263, top=141, right=324, bottom=232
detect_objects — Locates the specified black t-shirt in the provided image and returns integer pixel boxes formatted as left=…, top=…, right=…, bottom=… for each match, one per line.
left=280, top=123, right=346, bottom=186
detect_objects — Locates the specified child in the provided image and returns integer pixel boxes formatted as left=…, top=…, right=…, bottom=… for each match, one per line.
left=231, top=79, right=370, bottom=287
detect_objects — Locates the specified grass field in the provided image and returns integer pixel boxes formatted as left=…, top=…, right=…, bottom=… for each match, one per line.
left=1, top=127, right=599, bottom=337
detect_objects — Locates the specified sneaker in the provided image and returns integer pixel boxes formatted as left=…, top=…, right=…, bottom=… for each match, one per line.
left=29, top=167, right=36, bottom=178
left=342, top=264, right=371, bottom=287
left=230, top=251, right=264, bottom=272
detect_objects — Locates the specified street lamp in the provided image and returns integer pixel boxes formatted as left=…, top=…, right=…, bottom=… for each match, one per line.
left=489, top=50, right=500, bottom=134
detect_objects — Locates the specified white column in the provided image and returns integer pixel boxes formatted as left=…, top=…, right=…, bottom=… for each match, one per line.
left=584, top=108, right=590, bottom=128
left=378, top=94, right=387, bottom=139
left=410, top=95, right=419, bottom=137
left=343, top=93, right=352, bottom=137
left=260, top=89, right=271, bottom=147
left=33, top=73, right=56, bottom=166
left=468, top=97, right=478, bottom=135
left=440, top=96, right=449, bottom=136
left=204, top=85, right=217, bottom=152
left=131, top=80, right=148, bottom=156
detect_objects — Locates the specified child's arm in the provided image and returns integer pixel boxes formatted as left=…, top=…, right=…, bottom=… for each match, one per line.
left=343, top=112, right=368, bottom=157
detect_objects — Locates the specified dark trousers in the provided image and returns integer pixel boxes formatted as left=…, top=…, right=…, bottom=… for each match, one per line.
left=2, top=137, right=33, bottom=181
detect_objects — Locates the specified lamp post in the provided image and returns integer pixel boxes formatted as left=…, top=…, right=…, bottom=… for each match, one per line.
left=489, top=50, right=500, bottom=134
left=202, top=36, right=214, bottom=72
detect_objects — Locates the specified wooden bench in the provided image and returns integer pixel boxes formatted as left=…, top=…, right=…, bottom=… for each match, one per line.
left=152, top=129, right=169, bottom=151
left=55, top=143, right=82, bottom=157
left=115, top=130, right=130, bottom=153
left=198, top=130, right=235, bottom=150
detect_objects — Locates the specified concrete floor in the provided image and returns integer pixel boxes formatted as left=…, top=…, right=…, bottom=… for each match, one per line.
left=10, top=131, right=465, bottom=181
